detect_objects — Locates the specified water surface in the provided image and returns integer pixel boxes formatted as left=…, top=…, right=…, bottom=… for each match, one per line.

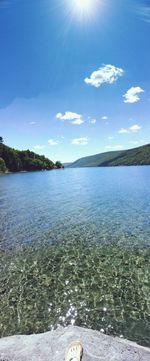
left=0, top=167, right=150, bottom=346
left=0, top=167, right=150, bottom=248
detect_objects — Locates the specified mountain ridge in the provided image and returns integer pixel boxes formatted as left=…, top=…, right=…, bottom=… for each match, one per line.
left=67, top=144, right=150, bottom=168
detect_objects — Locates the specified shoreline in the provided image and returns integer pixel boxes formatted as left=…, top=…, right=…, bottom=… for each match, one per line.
left=0, top=168, right=64, bottom=175
left=0, top=326, right=150, bottom=361
left=0, top=164, right=150, bottom=175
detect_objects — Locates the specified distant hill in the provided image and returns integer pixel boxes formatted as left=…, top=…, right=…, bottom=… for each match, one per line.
left=0, top=143, right=63, bottom=172
left=67, top=144, right=150, bottom=168
left=63, top=162, right=72, bottom=167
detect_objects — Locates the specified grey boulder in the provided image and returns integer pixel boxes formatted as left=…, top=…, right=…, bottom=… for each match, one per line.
left=0, top=326, right=150, bottom=361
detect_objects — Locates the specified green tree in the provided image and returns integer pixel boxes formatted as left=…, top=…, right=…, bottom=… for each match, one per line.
left=0, top=157, right=6, bottom=172
left=0, top=136, right=4, bottom=144
left=55, top=161, right=63, bottom=169
left=0, top=143, right=62, bottom=172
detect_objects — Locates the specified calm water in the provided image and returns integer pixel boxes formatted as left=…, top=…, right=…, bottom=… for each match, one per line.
left=0, top=167, right=150, bottom=248
left=0, top=167, right=150, bottom=345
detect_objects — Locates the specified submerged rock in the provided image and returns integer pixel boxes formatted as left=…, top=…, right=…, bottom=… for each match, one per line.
left=0, top=326, right=150, bottom=361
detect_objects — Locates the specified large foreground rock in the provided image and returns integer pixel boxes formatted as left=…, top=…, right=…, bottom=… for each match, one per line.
left=0, top=326, right=150, bottom=361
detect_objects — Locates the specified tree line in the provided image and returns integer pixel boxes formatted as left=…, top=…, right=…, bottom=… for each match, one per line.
left=0, top=138, right=63, bottom=172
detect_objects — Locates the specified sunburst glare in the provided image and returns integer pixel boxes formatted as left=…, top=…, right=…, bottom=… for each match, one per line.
left=66, top=0, right=101, bottom=21
left=74, top=0, right=92, bottom=11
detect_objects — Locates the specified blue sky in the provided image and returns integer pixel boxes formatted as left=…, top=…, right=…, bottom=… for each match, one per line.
left=0, top=0, right=150, bottom=162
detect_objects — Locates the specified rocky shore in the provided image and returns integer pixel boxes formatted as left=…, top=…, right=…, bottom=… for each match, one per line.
left=0, top=326, right=150, bottom=361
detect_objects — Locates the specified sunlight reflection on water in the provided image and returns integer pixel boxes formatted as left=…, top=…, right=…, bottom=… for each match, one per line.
left=0, top=167, right=150, bottom=346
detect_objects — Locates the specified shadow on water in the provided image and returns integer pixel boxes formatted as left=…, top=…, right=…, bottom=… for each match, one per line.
left=0, top=240, right=150, bottom=347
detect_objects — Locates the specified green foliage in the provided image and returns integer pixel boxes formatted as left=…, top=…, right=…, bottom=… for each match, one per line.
left=0, top=136, right=4, bottom=144
left=55, top=161, right=63, bottom=169
left=68, top=144, right=150, bottom=168
left=0, top=157, right=7, bottom=172
left=0, top=143, right=63, bottom=172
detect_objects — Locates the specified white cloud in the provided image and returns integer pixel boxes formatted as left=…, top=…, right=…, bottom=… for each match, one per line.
left=105, top=145, right=124, bottom=150
left=33, top=145, right=45, bottom=150
left=108, top=136, right=114, bottom=140
left=84, top=64, right=124, bottom=88
left=30, top=121, right=36, bottom=125
left=56, top=111, right=84, bottom=125
left=101, top=116, right=108, bottom=120
left=89, top=119, right=96, bottom=124
left=72, top=137, right=89, bottom=145
left=137, top=4, right=150, bottom=24
left=129, top=124, right=142, bottom=132
left=118, top=124, right=142, bottom=134
left=129, top=141, right=139, bottom=145
left=48, top=139, right=59, bottom=146
left=118, top=128, right=129, bottom=134
left=56, top=111, right=81, bottom=120
left=72, top=118, right=84, bottom=125
left=123, top=87, right=144, bottom=103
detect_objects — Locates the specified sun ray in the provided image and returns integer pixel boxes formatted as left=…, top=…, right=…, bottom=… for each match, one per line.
left=64, top=0, right=102, bottom=22
left=74, top=0, right=92, bottom=11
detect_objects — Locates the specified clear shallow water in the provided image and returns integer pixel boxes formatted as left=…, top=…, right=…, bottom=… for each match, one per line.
left=0, top=167, right=150, bottom=248
left=0, top=167, right=150, bottom=346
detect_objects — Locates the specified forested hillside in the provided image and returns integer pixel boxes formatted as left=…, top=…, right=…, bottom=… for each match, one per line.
left=68, top=144, right=150, bottom=168
left=0, top=141, right=63, bottom=172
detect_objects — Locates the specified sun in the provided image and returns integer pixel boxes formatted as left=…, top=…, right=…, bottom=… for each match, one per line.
left=65, top=0, right=102, bottom=22
left=73, top=0, right=94, bottom=18
left=74, top=0, right=92, bottom=11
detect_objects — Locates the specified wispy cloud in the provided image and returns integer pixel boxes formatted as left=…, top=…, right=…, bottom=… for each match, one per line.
left=72, top=137, right=89, bottom=145
left=118, top=128, right=129, bottom=134
left=129, top=124, right=142, bottom=132
left=129, top=141, right=139, bottom=145
left=29, top=121, right=36, bottom=125
left=123, top=86, right=144, bottom=103
left=105, top=145, right=124, bottom=150
left=48, top=139, right=59, bottom=146
left=89, top=118, right=96, bottom=124
left=118, top=124, right=142, bottom=134
left=101, top=116, right=108, bottom=120
left=137, top=1, right=150, bottom=23
left=33, top=145, right=45, bottom=150
left=72, top=118, right=84, bottom=125
left=84, top=64, right=124, bottom=88
left=56, top=111, right=84, bottom=125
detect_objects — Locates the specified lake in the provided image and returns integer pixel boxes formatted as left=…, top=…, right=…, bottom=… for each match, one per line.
left=0, top=167, right=150, bottom=346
